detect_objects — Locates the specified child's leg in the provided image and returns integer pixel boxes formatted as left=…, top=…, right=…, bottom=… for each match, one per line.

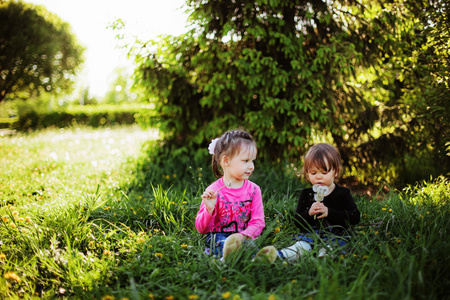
left=277, top=241, right=312, bottom=262
left=206, top=233, right=231, bottom=257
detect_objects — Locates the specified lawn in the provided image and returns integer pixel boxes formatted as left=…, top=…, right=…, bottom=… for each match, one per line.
left=0, top=126, right=449, bottom=300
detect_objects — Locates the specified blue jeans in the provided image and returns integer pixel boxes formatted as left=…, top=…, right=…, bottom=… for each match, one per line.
left=204, top=232, right=233, bottom=257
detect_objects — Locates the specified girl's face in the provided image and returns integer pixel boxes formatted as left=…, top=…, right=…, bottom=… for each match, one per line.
left=307, top=159, right=336, bottom=189
left=222, top=145, right=257, bottom=183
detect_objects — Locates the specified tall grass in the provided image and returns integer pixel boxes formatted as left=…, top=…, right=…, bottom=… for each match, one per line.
left=0, top=126, right=449, bottom=299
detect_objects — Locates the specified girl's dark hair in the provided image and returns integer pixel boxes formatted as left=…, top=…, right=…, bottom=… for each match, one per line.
left=211, top=129, right=257, bottom=178
left=303, top=143, right=342, bottom=180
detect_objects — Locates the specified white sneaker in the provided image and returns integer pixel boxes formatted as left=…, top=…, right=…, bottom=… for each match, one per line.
left=318, top=247, right=327, bottom=257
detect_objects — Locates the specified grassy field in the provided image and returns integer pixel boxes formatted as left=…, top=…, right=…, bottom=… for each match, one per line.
left=0, top=126, right=449, bottom=300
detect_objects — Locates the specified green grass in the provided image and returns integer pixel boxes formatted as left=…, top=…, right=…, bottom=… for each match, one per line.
left=0, top=126, right=449, bottom=300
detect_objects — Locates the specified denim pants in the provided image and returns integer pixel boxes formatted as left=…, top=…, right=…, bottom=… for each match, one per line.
left=204, top=232, right=233, bottom=257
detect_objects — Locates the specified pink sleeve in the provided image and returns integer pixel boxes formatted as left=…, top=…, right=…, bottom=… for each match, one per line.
left=240, top=185, right=265, bottom=239
left=195, top=181, right=219, bottom=234
left=195, top=201, right=215, bottom=234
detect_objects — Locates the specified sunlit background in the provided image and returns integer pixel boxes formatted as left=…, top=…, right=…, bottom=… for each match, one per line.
left=27, top=0, right=189, bottom=98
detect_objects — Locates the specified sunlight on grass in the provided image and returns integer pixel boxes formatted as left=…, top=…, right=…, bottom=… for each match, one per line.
left=0, top=125, right=158, bottom=212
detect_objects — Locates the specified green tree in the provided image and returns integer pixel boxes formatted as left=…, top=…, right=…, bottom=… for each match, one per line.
left=133, top=0, right=448, bottom=185
left=0, top=1, right=84, bottom=103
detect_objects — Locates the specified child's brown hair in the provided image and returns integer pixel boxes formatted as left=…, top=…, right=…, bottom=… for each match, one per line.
left=303, top=143, right=342, bottom=180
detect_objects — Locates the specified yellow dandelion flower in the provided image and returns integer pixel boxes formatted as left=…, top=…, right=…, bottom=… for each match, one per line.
left=166, top=296, right=174, bottom=300
left=25, top=217, right=32, bottom=223
left=4, top=271, right=21, bottom=282
left=232, top=295, right=241, bottom=300
left=274, top=227, right=280, bottom=233
left=268, top=295, right=277, bottom=300
left=155, top=253, right=163, bottom=258
left=173, top=174, right=177, bottom=178
left=12, top=211, right=19, bottom=217
left=148, top=293, right=155, bottom=300
left=222, top=291, right=231, bottom=299
left=389, top=209, right=393, bottom=213
left=121, top=298, right=130, bottom=300
left=181, top=244, right=188, bottom=248
left=382, top=208, right=386, bottom=211
left=101, top=295, right=115, bottom=300
left=0, top=253, right=6, bottom=259
left=188, top=295, right=199, bottom=300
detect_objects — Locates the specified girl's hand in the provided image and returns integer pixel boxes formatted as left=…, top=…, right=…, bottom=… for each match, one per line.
left=201, top=189, right=218, bottom=214
left=309, top=202, right=329, bottom=218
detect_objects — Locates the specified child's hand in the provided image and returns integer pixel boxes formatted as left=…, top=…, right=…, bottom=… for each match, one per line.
left=309, top=202, right=329, bottom=219
left=201, top=189, right=218, bottom=214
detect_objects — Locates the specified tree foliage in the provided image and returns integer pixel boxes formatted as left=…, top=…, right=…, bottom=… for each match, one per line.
left=0, top=0, right=84, bottom=103
left=133, top=0, right=449, bottom=186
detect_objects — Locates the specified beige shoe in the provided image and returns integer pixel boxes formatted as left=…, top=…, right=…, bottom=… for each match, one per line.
left=223, top=234, right=242, bottom=261
left=254, top=246, right=278, bottom=263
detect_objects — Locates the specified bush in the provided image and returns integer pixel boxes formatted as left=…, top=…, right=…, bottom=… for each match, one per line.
left=12, top=104, right=151, bottom=131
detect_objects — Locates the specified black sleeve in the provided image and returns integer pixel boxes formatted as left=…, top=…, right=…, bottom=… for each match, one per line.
left=293, top=188, right=315, bottom=230
left=326, top=187, right=361, bottom=228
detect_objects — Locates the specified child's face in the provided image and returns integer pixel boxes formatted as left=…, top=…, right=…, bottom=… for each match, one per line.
left=307, top=160, right=336, bottom=188
left=223, top=145, right=257, bottom=181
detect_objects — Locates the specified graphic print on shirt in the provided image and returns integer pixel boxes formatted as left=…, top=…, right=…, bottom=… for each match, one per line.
left=215, top=188, right=256, bottom=233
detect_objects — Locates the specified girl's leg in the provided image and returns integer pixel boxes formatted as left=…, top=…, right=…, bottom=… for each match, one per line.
left=277, top=241, right=312, bottom=262
left=206, top=233, right=232, bottom=257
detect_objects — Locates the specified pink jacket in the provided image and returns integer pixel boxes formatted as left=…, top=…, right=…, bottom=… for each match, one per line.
left=195, top=178, right=265, bottom=239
